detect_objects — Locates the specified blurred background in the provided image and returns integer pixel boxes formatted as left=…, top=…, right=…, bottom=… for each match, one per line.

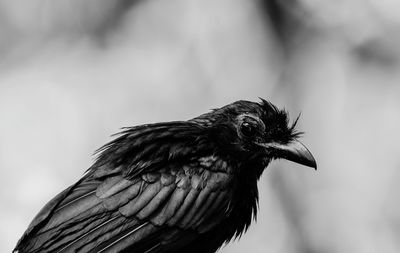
left=1, top=0, right=400, bottom=252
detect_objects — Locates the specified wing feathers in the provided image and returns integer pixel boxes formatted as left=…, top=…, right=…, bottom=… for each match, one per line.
left=44, top=192, right=102, bottom=230
left=96, top=176, right=134, bottom=198
left=102, top=181, right=142, bottom=210
left=16, top=166, right=233, bottom=253
left=32, top=205, right=109, bottom=252
left=195, top=190, right=228, bottom=228
left=189, top=191, right=218, bottom=228
left=166, top=188, right=199, bottom=226
left=151, top=187, right=189, bottom=226
left=119, top=181, right=161, bottom=217
left=137, top=183, right=176, bottom=219
left=93, top=222, right=155, bottom=253
left=178, top=186, right=212, bottom=228
left=55, top=215, right=120, bottom=252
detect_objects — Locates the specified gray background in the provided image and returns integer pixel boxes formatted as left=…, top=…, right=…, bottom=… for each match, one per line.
left=1, top=1, right=400, bottom=252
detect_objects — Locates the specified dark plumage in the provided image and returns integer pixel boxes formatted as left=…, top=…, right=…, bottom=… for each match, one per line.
left=14, top=99, right=316, bottom=253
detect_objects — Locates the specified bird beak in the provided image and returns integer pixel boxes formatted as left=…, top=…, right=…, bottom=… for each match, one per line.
left=260, top=139, right=317, bottom=170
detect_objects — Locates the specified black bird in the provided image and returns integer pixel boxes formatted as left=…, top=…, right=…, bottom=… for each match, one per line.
left=14, top=99, right=316, bottom=253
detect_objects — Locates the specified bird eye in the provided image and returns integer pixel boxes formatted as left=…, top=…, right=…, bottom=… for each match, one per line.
left=240, top=121, right=257, bottom=137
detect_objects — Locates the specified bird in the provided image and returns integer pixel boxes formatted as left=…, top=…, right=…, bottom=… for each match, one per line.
left=14, top=99, right=316, bottom=253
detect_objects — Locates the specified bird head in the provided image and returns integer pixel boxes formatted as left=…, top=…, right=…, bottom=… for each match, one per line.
left=194, top=99, right=317, bottom=170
